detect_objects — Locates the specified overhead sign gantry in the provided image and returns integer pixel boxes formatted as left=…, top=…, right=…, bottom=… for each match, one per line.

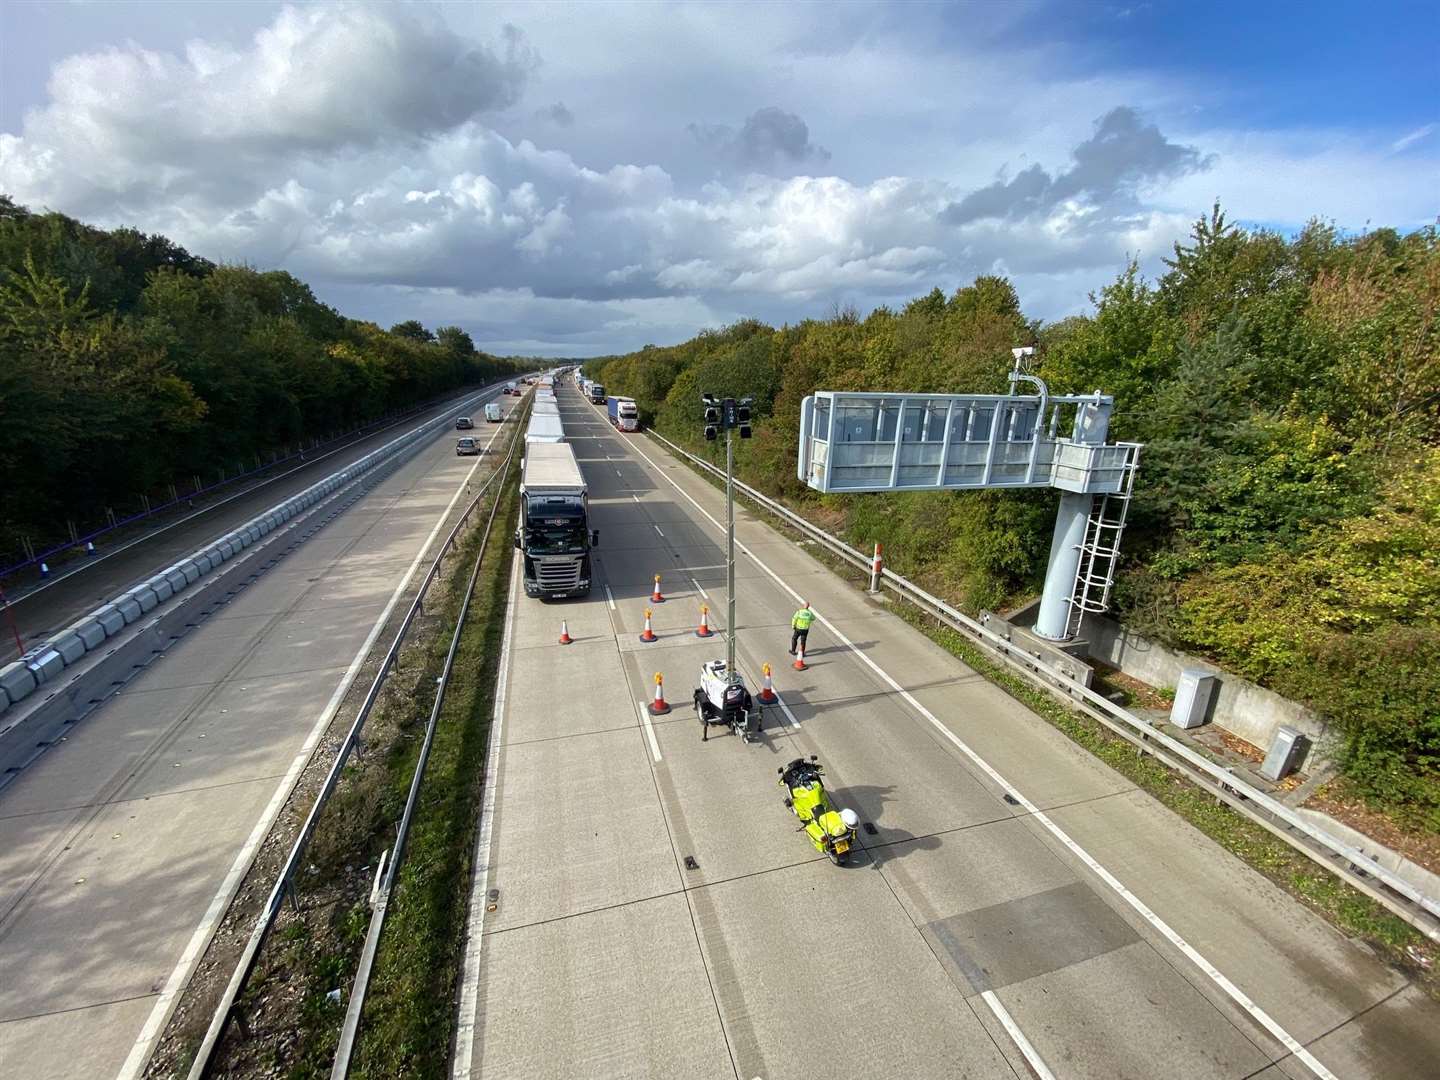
left=797, top=350, right=1141, bottom=642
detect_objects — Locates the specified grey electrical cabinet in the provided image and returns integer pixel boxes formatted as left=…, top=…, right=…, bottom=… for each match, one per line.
left=1170, top=668, right=1217, bottom=730
left=1261, top=726, right=1307, bottom=781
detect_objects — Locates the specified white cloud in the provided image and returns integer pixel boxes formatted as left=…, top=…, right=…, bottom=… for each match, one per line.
left=2, top=2, right=1434, bottom=356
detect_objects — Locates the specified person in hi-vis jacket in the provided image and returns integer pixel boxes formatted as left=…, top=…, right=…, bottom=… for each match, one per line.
left=790, top=602, right=815, bottom=656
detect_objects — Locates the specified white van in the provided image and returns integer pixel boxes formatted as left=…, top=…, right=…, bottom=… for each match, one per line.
left=485, top=402, right=504, bottom=422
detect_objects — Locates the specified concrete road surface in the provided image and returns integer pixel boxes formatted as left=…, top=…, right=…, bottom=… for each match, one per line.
left=457, top=384, right=1438, bottom=1080
left=0, top=394, right=520, bottom=1079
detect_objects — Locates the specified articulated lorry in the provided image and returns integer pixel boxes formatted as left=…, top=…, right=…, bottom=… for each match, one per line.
left=607, top=396, right=640, bottom=432
left=517, top=442, right=597, bottom=598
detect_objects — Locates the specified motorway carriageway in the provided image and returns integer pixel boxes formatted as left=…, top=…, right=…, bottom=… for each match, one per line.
left=0, top=389, right=520, bottom=1079
left=3, top=383, right=509, bottom=647
left=455, top=384, right=1439, bottom=1080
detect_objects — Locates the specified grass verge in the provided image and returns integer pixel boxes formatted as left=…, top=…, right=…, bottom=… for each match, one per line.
left=650, top=430, right=1439, bottom=999
left=349, top=473, right=517, bottom=1076
left=193, top=443, right=520, bottom=1078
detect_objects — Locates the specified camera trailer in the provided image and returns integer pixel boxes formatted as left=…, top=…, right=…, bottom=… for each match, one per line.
left=692, top=659, right=764, bottom=743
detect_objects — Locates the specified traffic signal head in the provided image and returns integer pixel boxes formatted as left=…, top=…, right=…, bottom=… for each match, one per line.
left=703, top=404, right=720, bottom=425
left=705, top=424, right=718, bottom=441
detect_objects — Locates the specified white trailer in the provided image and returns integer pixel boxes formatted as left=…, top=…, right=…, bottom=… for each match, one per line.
left=517, top=442, right=595, bottom=598
left=525, top=412, right=565, bottom=443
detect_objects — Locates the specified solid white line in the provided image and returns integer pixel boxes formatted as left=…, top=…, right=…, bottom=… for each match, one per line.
left=691, top=577, right=710, bottom=600
left=981, top=991, right=1057, bottom=1080
left=654, top=525, right=665, bottom=537
left=452, top=551, right=519, bottom=1078
left=769, top=689, right=801, bottom=729
left=117, top=427, right=496, bottom=1080
left=604, top=584, right=617, bottom=611
left=636, top=700, right=663, bottom=762
left=632, top=494, right=641, bottom=504
left=622, top=433, right=1339, bottom=1080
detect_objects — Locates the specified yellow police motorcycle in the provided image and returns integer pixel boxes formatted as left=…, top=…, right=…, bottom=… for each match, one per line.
left=779, top=756, right=859, bottom=865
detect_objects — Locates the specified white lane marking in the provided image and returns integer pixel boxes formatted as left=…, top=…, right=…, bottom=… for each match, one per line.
left=604, top=585, right=617, bottom=611
left=768, top=689, right=801, bottom=729
left=616, top=469, right=623, bottom=477
left=981, top=991, right=1057, bottom=1080
left=622, top=434, right=1339, bottom=1080
left=653, top=525, right=665, bottom=538
left=119, top=428, right=496, bottom=1080
left=632, top=494, right=641, bottom=504
left=691, top=577, right=710, bottom=600
left=452, top=551, right=519, bottom=1078
left=636, top=700, right=663, bottom=762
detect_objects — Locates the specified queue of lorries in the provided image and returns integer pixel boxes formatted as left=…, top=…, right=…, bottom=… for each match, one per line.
left=448, top=368, right=639, bottom=599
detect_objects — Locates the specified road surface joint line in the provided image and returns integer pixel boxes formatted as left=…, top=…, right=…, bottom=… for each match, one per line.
left=620, top=428, right=1340, bottom=1080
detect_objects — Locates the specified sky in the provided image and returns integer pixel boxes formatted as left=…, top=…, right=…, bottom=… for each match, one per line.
left=1, top=1, right=1436, bottom=357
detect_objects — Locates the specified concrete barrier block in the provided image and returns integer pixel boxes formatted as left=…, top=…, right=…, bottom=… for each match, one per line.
left=27, top=648, right=64, bottom=684
left=93, top=605, right=126, bottom=637
left=131, top=586, right=159, bottom=614
left=148, top=576, right=174, bottom=603
left=163, top=568, right=187, bottom=594
left=193, top=552, right=215, bottom=574
left=217, top=539, right=237, bottom=559
left=179, top=561, right=201, bottom=585
left=74, top=621, right=106, bottom=650
left=116, top=596, right=143, bottom=624
left=1, top=662, right=38, bottom=703
left=53, top=633, right=86, bottom=665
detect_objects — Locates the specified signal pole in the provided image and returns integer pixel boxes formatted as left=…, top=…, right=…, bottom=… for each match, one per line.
left=703, top=394, right=752, bottom=684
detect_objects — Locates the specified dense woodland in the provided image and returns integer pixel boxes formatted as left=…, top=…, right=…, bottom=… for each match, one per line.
left=0, top=197, right=522, bottom=560
left=585, top=208, right=1440, bottom=828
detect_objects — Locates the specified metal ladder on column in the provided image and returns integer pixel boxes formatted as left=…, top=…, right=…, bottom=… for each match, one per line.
left=1065, top=445, right=1141, bottom=639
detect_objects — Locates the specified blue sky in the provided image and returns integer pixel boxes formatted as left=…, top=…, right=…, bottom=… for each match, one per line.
left=1012, top=1, right=1437, bottom=132
left=1, top=0, right=1435, bottom=355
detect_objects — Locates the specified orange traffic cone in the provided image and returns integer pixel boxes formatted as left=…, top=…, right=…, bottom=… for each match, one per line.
left=651, top=574, right=665, bottom=603
left=793, top=640, right=807, bottom=671
left=695, top=604, right=714, bottom=638
left=759, top=662, right=778, bottom=703
left=639, top=607, right=657, bottom=642
left=648, top=671, right=671, bottom=715
left=559, top=620, right=572, bottom=645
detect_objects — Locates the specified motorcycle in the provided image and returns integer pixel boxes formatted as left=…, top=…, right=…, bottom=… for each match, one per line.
left=779, top=756, right=859, bottom=865
left=693, top=659, right=764, bottom=743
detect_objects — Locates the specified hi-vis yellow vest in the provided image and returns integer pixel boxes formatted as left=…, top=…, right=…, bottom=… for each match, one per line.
left=792, top=608, right=815, bottom=631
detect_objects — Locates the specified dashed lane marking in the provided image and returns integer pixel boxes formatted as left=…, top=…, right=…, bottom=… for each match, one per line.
left=619, top=428, right=1339, bottom=1080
